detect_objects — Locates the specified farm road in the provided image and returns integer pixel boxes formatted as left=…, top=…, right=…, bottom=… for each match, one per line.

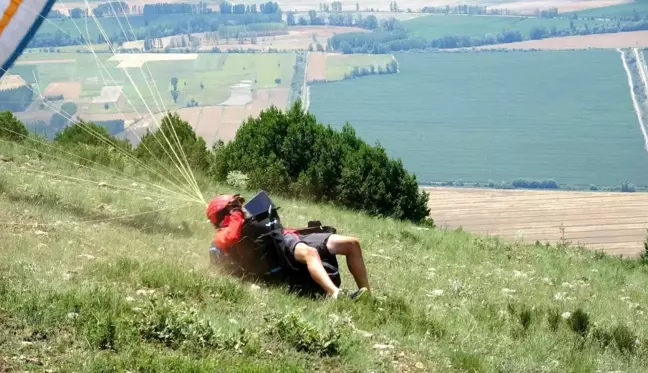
left=425, top=187, right=648, bottom=257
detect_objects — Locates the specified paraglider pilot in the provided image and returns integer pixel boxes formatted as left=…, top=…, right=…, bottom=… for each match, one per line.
left=206, top=193, right=370, bottom=300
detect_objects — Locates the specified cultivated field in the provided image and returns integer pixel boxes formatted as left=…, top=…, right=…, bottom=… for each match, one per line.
left=563, top=0, right=648, bottom=18
left=306, top=52, right=394, bottom=82
left=497, top=0, right=635, bottom=13
left=7, top=52, right=296, bottom=130
left=42, top=81, right=83, bottom=99
left=325, top=53, right=395, bottom=81
left=402, top=14, right=614, bottom=40
left=308, top=50, right=648, bottom=188
left=0, top=75, right=28, bottom=91
left=473, top=30, right=648, bottom=50
left=116, top=86, right=290, bottom=146
left=425, top=187, right=648, bottom=257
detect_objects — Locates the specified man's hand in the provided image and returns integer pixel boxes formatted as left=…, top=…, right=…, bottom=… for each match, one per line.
left=230, top=195, right=244, bottom=210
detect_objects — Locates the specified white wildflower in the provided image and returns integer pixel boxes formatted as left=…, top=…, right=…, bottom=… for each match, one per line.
left=512, top=270, right=527, bottom=278
left=561, top=312, right=571, bottom=320
left=553, top=292, right=567, bottom=301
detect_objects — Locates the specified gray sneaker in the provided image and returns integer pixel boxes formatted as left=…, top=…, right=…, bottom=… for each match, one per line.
left=348, top=287, right=369, bottom=301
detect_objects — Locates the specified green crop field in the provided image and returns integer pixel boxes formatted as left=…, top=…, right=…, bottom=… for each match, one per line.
left=402, top=14, right=614, bottom=40
left=564, top=0, right=648, bottom=19
left=326, top=54, right=395, bottom=81
left=308, top=50, right=648, bottom=188
left=7, top=52, right=296, bottom=114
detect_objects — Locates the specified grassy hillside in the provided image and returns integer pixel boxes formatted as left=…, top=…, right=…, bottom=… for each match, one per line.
left=3, top=132, right=648, bottom=371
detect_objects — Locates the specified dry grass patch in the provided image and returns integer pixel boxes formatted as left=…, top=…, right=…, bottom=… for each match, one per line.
left=43, top=81, right=83, bottom=99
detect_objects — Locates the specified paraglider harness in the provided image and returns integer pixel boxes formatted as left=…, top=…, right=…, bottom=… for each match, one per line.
left=209, top=191, right=341, bottom=295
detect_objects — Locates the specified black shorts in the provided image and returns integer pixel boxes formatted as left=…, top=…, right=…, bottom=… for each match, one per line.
left=279, top=232, right=335, bottom=270
left=276, top=231, right=341, bottom=293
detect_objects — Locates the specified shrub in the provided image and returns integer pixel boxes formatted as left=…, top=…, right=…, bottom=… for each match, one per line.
left=568, top=308, right=590, bottom=337
left=212, top=100, right=430, bottom=223
left=134, top=299, right=249, bottom=352
left=620, top=180, right=636, bottom=192
left=265, top=312, right=343, bottom=356
left=226, top=170, right=249, bottom=190
left=135, top=112, right=210, bottom=173
left=54, top=119, right=131, bottom=151
left=0, top=110, right=29, bottom=142
left=61, top=101, right=78, bottom=117
left=512, top=178, right=559, bottom=189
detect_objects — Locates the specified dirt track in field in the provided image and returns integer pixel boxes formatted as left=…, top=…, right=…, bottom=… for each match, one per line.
left=424, top=187, right=648, bottom=257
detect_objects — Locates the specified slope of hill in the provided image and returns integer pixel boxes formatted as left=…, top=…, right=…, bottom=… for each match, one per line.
left=2, top=134, right=648, bottom=372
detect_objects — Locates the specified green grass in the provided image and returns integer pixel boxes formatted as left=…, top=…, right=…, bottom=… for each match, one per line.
left=3, top=132, right=648, bottom=371
left=325, top=54, right=395, bottom=81
left=7, top=52, right=296, bottom=113
left=402, top=14, right=614, bottom=39
left=564, top=0, right=648, bottom=19
left=308, top=50, right=648, bottom=187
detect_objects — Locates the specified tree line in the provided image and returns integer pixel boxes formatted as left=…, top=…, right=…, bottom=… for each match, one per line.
left=0, top=85, right=34, bottom=112
left=286, top=11, right=382, bottom=30
left=0, top=104, right=434, bottom=225
left=421, top=5, right=513, bottom=16
left=30, top=12, right=283, bottom=48
left=328, top=19, right=648, bottom=53
left=143, top=2, right=212, bottom=15
left=342, top=60, right=398, bottom=79
left=219, top=1, right=280, bottom=15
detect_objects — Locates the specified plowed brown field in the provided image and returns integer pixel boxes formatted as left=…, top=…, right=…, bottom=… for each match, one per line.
left=425, top=187, right=648, bottom=257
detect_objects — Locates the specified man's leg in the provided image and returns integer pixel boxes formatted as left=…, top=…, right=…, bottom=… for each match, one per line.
left=326, top=235, right=370, bottom=291
left=293, top=243, right=340, bottom=296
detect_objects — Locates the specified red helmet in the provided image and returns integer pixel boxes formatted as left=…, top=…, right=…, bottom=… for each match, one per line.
left=206, top=194, right=240, bottom=225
